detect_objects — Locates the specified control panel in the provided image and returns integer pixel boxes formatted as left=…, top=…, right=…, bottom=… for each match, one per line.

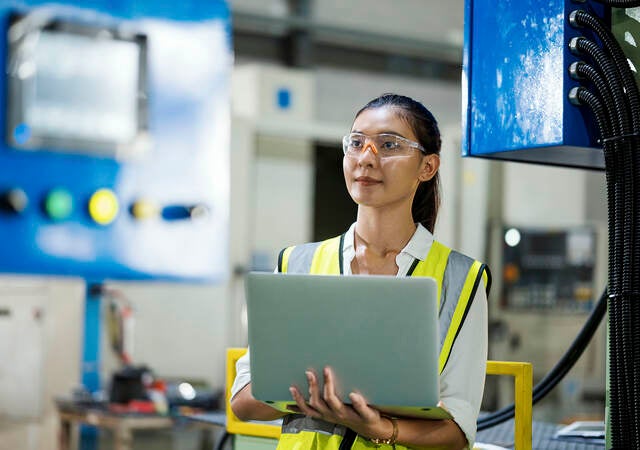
left=0, top=1, right=231, bottom=281
left=501, top=226, right=597, bottom=312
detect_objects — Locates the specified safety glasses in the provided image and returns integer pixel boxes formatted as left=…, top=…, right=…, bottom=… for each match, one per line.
left=342, top=132, right=426, bottom=158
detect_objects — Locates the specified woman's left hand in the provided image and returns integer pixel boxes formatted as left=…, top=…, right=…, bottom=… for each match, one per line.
left=288, top=367, right=393, bottom=440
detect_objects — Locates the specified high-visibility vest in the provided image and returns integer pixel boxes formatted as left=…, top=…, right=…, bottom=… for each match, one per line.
left=275, top=233, right=491, bottom=450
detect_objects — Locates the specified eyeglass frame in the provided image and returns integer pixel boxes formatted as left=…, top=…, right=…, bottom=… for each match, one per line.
left=342, top=132, right=427, bottom=158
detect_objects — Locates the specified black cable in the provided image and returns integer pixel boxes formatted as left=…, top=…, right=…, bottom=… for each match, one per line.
left=570, top=10, right=640, bottom=132
left=571, top=10, right=639, bottom=300
left=569, top=62, right=617, bottom=137
left=570, top=8, right=640, bottom=445
left=589, top=0, right=640, bottom=7
left=568, top=46, right=634, bottom=419
left=477, top=287, right=607, bottom=430
left=567, top=39, right=631, bottom=296
left=215, top=431, right=232, bottom=450
left=570, top=87, right=613, bottom=139
left=570, top=11, right=640, bottom=442
left=569, top=37, right=631, bottom=137
left=569, top=40, right=632, bottom=291
left=571, top=82, right=635, bottom=448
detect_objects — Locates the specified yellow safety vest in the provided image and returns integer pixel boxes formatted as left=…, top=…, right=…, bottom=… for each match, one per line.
left=276, top=233, right=491, bottom=450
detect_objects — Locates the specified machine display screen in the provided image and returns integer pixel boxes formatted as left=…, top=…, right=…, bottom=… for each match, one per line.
left=6, top=19, right=148, bottom=158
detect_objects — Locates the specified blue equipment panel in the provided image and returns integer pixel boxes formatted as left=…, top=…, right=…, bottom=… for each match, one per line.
left=0, top=0, right=231, bottom=281
left=463, top=0, right=605, bottom=169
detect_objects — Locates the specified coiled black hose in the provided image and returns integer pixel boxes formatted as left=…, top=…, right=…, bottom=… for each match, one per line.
left=571, top=11, right=639, bottom=306
left=477, top=287, right=607, bottom=431
left=589, top=0, right=640, bottom=7
left=569, top=37, right=631, bottom=137
left=570, top=10, right=640, bottom=131
left=568, top=8, right=640, bottom=443
left=569, top=86, right=613, bottom=138
left=567, top=36, right=631, bottom=320
left=569, top=62, right=617, bottom=136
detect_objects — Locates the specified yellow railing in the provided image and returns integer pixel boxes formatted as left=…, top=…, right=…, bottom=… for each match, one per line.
left=226, top=348, right=533, bottom=449
left=226, top=348, right=281, bottom=439
left=484, top=361, right=533, bottom=450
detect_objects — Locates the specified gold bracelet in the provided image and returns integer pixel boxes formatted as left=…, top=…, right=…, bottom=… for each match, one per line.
left=369, top=415, right=398, bottom=445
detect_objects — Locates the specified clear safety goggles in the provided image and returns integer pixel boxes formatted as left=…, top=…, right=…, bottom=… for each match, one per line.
left=342, top=132, right=426, bottom=158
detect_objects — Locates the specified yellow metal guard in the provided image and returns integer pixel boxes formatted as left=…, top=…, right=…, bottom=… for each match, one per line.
left=226, top=349, right=533, bottom=449
left=226, top=348, right=281, bottom=439
left=484, top=360, right=533, bottom=450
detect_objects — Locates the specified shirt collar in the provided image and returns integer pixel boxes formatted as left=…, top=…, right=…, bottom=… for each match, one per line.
left=343, top=222, right=433, bottom=261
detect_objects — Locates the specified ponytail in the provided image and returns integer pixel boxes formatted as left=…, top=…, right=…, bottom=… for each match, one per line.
left=412, top=176, right=441, bottom=233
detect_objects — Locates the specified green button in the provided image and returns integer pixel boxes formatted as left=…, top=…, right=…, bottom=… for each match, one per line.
left=44, top=189, right=73, bottom=220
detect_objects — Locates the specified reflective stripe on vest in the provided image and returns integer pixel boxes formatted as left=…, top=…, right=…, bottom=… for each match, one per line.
left=278, top=415, right=411, bottom=450
left=409, top=242, right=490, bottom=373
left=278, top=235, right=344, bottom=275
left=276, top=235, right=490, bottom=450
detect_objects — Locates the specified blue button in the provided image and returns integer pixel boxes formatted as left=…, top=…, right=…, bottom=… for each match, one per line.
left=277, top=88, right=291, bottom=110
left=13, top=123, right=31, bottom=145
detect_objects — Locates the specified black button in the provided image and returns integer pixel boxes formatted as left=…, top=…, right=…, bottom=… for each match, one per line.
left=0, top=188, right=28, bottom=213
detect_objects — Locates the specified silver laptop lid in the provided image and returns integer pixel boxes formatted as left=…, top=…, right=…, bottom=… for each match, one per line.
left=246, top=272, right=447, bottom=418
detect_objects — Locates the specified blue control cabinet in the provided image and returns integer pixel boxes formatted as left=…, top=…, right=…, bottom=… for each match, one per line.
left=0, top=0, right=231, bottom=281
left=463, top=0, right=605, bottom=169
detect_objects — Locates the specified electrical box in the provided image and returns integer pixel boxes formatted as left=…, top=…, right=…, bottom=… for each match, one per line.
left=501, top=226, right=597, bottom=311
left=0, top=1, right=231, bottom=282
left=232, top=64, right=314, bottom=123
left=463, top=0, right=605, bottom=169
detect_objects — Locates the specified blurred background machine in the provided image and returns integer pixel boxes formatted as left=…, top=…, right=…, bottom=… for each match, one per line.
left=0, top=0, right=231, bottom=448
left=489, top=225, right=607, bottom=423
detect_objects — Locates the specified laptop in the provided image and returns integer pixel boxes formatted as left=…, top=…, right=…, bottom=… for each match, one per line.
left=245, top=272, right=451, bottom=420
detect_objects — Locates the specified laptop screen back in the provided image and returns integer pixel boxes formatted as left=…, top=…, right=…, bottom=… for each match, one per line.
left=246, top=272, right=443, bottom=417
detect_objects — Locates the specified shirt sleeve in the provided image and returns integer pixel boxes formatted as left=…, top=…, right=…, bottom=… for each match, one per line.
left=230, top=348, right=252, bottom=400
left=439, top=282, right=488, bottom=449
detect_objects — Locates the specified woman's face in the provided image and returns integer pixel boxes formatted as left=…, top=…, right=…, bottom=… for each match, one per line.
left=343, top=106, right=439, bottom=211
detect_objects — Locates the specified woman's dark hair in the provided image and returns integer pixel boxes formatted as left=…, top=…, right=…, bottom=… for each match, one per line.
left=354, top=93, right=442, bottom=233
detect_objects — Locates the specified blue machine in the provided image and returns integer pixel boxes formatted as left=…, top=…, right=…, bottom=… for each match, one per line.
left=463, top=0, right=605, bottom=169
left=0, top=0, right=231, bottom=400
left=0, top=0, right=231, bottom=281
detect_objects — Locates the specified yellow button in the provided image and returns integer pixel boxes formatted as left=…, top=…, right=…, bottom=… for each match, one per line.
left=88, top=189, right=119, bottom=225
left=130, top=199, right=160, bottom=220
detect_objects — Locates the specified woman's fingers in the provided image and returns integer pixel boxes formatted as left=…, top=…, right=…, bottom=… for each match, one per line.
left=306, top=370, right=328, bottom=412
left=323, top=367, right=346, bottom=412
left=293, top=368, right=375, bottom=427
left=349, top=392, right=378, bottom=422
left=307, top=369, right=340, bottom=418
left=290, top=386, right=320, bottom=417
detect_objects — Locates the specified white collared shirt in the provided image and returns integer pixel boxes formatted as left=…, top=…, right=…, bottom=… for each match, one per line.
left=342, top=221, right=433, bottom=276
left=231, top=223, right=487, bottom=449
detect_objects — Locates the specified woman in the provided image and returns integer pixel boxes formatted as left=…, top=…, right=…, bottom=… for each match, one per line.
left=231, top=94, right=489, bottom=450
